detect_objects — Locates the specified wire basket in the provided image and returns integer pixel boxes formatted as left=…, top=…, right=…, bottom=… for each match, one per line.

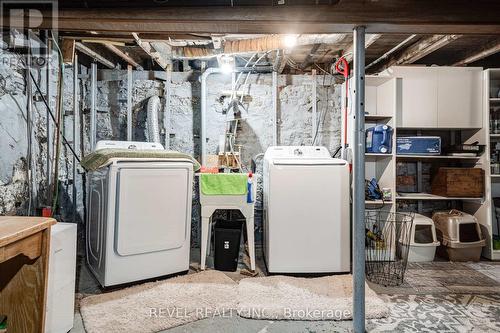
left=365, top=210, right=414, bottom=286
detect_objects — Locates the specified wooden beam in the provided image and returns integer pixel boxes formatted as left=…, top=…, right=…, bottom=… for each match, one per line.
left=61, top=39, right=75, bottom=64
left=343, top=34, right=381, bottom=63
left=132, top=33, right=170, bottom=70
left=75, top=42, right=116, bottom=68
left=100, top=43, right=143, bottom=69
left=300, top=43, right=322, bottom=70
left=26, top=2, right=500, bottom=35
left=377, top=35, right=461, bottom=72
left=452, top=41, right=500, bottom=66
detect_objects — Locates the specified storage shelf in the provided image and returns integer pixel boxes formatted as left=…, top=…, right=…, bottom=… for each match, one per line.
left=491, top=174, right=500, bottom=178
left=365, top=200, right=393, bottom=205
left=365, top=114, right=393, bottom=121
left=396, top=192, right=483, bottom=201
left=490, top=134, right=500, bottom=138
left=396, top=154, right=481, bottom=160
left=365, top=153, right=392, bottom=157
left=490, top=98, right=500, bottom=104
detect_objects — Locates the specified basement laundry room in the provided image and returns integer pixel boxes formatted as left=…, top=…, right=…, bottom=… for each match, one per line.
left=1, top=1, right=500, bottom=333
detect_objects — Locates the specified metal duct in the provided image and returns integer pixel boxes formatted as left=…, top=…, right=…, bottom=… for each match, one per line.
left=175, top=34, right=347, bottom=59
left=147, top=95, right=161, bottom=144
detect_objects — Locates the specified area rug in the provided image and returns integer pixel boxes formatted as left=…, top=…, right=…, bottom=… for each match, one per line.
left=237, top=274, right=389, bottom=320
left=368, top=294, right=500, bottom=332
left=79, top=270, right=238, bottom=333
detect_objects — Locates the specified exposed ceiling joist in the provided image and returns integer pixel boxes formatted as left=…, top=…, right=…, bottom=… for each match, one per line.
left=452, top=41, right=500, bottom=66
left=343, top=34, right=381, bottom=63
left=75, top=42, right=116, bottom=68
left=377, top=34, right=461, bottom=72
left=30, top=2, right=500, bottom=34
left=101, top=43, right=143, bottom=69
left=132, top=33, right=171, bottom=70
left=365, top=35, right=417, bottom=72
left=300, top=43, right=322, bottom=70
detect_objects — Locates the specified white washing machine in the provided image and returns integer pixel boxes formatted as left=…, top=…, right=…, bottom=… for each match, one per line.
left=86, top=141, right=194, bottom=287
left=263, top=146, right=350, bottom=273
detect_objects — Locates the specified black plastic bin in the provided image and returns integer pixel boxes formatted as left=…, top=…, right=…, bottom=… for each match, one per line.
left=214, top=220, right=242, bottom=272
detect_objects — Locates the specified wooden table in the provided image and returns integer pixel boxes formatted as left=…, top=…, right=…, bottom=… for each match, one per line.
left=0, top=217, right=56, bottom=333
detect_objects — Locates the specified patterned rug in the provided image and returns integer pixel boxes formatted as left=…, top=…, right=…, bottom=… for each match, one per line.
left=368, top=294, right=500, bottom=332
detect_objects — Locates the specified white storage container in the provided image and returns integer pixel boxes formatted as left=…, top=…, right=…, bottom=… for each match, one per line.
left=399, top=213, right=440, bottom=262
left=45, top=222, right=77, bottom=333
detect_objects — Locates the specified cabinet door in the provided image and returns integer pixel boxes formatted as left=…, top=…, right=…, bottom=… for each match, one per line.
left=437, top=67, right=482, bottom=128
left=392, top=67, right=438, bottom=128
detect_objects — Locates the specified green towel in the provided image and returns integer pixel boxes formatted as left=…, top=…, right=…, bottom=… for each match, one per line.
left=81, top=148, right=201, bottom=172
left=200, top=173, right=248, bottom=195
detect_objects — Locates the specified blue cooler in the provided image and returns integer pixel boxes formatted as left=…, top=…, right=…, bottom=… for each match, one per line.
left=396, top=136, right=441, bottom=155
left=366, top=125, right=393, bottom=154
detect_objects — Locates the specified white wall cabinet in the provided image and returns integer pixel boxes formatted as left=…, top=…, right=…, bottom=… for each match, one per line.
left=386, top=66, right=482, bottom=129
left=390, top=67, right=438, bottom=128
left=437, top=67, right=483, bottom=128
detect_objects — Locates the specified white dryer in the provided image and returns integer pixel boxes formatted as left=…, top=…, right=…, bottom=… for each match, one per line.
left=86, top=141, right=195, bottom=287
left=263, top=146, right=350, bottom=273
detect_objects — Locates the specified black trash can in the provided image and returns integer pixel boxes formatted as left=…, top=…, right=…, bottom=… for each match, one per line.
left=214, top=220, right=242, bottom=272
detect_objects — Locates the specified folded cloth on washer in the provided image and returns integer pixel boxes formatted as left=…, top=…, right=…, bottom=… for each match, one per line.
left=200, top=173, right=248, bottom=195
left=81, top=148, right=201, bottom=172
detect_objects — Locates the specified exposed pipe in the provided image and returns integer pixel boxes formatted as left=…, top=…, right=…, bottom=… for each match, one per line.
left=90, top=62, right=97, bottom=150
left=353, top=26, right=366, bottom=333
left=272, top=70, right=278, bottom=146
left=311, top=69, right=317, bottom=143
left=365, top=34, right=417, bottom=71
left=46, top=37, right=52, bottom=205
left=164, top=68, right=172, bottom=149
left=200, top=66, right=273, bottom=165
left=72, top=53, right=79, bottom=223
left=127, top=64, right=133, bottom=141
left=146, top=95, right=162, bottom=144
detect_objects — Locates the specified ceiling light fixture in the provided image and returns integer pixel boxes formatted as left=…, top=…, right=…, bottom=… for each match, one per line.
left=283, top=34, right=298, bottom=48
left=219, top=55, right=234, bottom=74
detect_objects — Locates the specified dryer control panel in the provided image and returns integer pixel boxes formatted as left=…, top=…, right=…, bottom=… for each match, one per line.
left=95, top=140, right=165, bottom=151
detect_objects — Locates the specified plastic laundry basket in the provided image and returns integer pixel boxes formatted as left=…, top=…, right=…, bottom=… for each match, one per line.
left=398, top=213, right=440, bottom=262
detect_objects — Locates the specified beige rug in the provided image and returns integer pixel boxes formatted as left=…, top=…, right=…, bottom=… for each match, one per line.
left=238, top=274, right=389, bottom=320
left=80, top=270, right=238, bottom=333
left=80, top=272, right=389, bottom=332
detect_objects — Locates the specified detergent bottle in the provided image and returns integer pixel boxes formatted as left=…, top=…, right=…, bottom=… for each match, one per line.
left=366, top=124, right=393, bottom=154
left=247, top=172, right=253, bottom=203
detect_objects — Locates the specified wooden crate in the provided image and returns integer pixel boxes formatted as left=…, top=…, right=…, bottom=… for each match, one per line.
left=431, top=167, right=484, bottom=197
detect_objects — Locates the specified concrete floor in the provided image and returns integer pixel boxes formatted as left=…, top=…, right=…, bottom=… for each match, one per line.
left=71, top=248, right=500, bottom=333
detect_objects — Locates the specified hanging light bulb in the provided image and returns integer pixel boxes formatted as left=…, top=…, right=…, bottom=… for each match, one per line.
left=219, top=55, right=234, bottom=74
left=283, top=34, right=298, bottom=48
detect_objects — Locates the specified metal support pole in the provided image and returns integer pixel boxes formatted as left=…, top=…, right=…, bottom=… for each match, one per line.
left=312, top=69, right=317, bottom=144
left=353, top=26, right=366, bottom=333
left=72, top=53, right=79, bottom=223
left=164, top=67, right=172, bottom=149
left=127, top=64, right=133, bottom=141
left=90, top=63, right=97, bottom=151
left=272, top=71, right=278, bottom=146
